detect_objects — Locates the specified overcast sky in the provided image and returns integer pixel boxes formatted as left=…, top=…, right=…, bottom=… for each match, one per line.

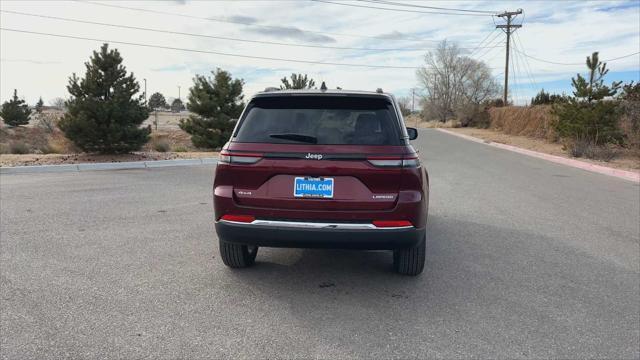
left=1, top=0, right=638, bottom=106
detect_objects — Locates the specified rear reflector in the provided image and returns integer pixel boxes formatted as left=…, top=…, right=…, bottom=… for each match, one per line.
left=372, top=220, right=412, bottom=228
left=221, top=214, right=255, bottom=223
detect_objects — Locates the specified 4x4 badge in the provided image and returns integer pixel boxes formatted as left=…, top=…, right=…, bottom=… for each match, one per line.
left=305, top=153, right=323, bottom=160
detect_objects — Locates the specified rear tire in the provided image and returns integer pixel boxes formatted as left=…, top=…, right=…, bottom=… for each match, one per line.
left=219, top=240, right=258, bottom=268
left=393, top=236, right=425, bottom=276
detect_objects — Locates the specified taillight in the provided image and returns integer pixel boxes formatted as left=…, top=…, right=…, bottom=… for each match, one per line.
left=220, top=214, right=255, bottom=223
left=372, top=220, right=413, bottom=228
left=367, top=155, right=420, bottom=168
left=219, top=150, right=262, bottom=164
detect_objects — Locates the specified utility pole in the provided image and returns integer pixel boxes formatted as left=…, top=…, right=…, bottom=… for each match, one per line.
left=496, top=9, right=522, bottom=105
left=177, top=85, right=181, bottom=101
left=143, top=78, right=147, bottom=104
left=411, top=88, right=415, bottom=113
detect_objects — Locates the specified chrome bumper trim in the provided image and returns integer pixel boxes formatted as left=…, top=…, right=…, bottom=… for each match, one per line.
left=219, top=219, right=413, bottom=230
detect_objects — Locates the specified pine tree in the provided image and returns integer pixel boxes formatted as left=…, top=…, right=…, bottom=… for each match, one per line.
left=35, top=97, right=45, bottom=113
left=59, top=44, right=150, bottom=153
left=280, top=73, right=316, bottom=89
left=179, top=68, right=244, bottom=149
left=171, top=98, right=185, bottom=112
left=553, top=52, right=623, bottom=145
left=572, top=52, right=622, bottom=102
left=531, top=89, right=567, bottom=105
left=148, top=92, right=167, bottom=110
left=0, top=89, right=31, bottom=127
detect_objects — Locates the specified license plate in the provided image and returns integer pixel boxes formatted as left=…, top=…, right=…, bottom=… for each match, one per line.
left=294, top=177, right=334, bottom=198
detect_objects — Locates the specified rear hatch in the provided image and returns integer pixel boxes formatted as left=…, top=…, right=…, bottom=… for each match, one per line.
left=222, top=95, right=413, bottom=212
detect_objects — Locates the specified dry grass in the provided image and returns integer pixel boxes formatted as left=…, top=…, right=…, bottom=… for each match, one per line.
left=406, top=114, right=462, bottom=129
left=414, top=119, right=462, bottom=129
left=0, top=112, right=214, bottom=167
left=142, top=130, right=198, bottom=152
left=0, top=127, right=77, bottom=154
left=143, top=111, right=189, bottom=130
left=448, top=127, right=640, bottom=172
left=488, top=105, right=558, bottom=142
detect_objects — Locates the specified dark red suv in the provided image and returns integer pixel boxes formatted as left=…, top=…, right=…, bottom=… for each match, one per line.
left=213, top=88, right=429, bottom=275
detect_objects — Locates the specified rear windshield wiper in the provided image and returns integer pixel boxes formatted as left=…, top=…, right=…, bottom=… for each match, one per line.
left=269, top=133, right=318, bottom=144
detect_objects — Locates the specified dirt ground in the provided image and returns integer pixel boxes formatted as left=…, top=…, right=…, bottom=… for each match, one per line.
left=143, top=111, right=189, bottom=130
left=448, top=127, right=640, bottom=172
left=0, top=110, right=217, bottom=167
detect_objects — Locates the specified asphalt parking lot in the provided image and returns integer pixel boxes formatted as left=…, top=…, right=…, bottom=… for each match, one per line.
left=1, top=129, right=638, bottom=359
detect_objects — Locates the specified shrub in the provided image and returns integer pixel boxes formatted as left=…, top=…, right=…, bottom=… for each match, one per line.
left=153, top=139, right=171, bottom=152
left=9, top=141, right=29, bottom=154
left=484, top=98, right=506, bottom=108
left=553, top=100, right=622, bottom=145
left=173, top=146, right=188, bottom=152
left=619, top=82, right=640, bottom=152
left=567, top=139, right=618, bottom=161
left=456, top=103, right=489, bottom=128
left=39, top=140, right=65, bottom=154
left=35, top=112, right=60, bottom=133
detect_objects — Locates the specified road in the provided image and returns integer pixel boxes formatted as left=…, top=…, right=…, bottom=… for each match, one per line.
left=1, top=129, right=639, bottom=359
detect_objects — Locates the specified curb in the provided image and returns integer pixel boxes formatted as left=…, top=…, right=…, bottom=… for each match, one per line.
left=0, top=157, right=218, bottom=175
left=435, top=128, right=640, bottom=183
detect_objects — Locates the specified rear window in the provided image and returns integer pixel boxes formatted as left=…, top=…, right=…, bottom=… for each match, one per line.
left=234, top=96, right=402, bottom=145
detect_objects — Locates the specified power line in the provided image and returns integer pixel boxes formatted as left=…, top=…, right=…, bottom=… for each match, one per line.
left=512, top=32, right=539, bottom=92
left=0, top=10, right=504, bottom=52
left=514, top=48, right=640, bottom=65
left=0, top=27, right=428, bottom=69
left=358, top=0, right=498, bottom=14
left=77, top=0, right=452, bottom=43
left=313, top=0, right=493, bottom=16
left=466, top=29, right=499, bottom=57
left=510, top=36, right=519, bottom=105
left=482, top=46, right=506, bottom=64
left=468, top=30, right=503, bottom=59
left=474, top=39, right=505, bottom=62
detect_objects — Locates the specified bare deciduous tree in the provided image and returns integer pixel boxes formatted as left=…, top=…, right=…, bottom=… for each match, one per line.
left=397, top=96, right=412, bottom=116
left=417, top=41, right=500, bottom=122
left=49, top=97, right=66, bottom=110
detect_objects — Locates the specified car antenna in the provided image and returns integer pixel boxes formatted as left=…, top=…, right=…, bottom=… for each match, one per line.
left=320, top=81, right=327, bottom=92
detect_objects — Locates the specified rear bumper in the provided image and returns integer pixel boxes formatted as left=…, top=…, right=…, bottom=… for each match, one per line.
left=215, top=220, right=425, bottom=250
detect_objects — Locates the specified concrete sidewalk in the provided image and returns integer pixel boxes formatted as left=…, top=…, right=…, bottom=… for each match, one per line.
left=0, top=157, right=218, bottom=174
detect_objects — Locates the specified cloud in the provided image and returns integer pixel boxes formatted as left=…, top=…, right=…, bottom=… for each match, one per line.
left=375, top=31, right=412, bottom=40
left=1, top=0, right=638, bottom=105
left=596, top=1, right=639, bottom=12
left=226, top=15, right=259, bottom=25
left=244, top=26, right=336, bottom=43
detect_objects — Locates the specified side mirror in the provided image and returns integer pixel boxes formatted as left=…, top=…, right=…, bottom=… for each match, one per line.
left=406, top=127, right=418, bottom=140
